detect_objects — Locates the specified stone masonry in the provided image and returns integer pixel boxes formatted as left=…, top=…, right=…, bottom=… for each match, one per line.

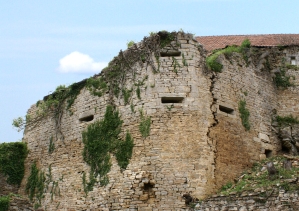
left=17, top=32, right=299, bottom=210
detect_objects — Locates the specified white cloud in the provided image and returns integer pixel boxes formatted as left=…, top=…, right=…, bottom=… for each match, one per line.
left=58, top=51, right=107, bottom=73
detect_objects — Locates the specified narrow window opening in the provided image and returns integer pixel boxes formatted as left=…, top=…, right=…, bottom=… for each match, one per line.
left=291, top=56, right=296, bottom=65
left=161, top=97, right=184, bottom=103
left=281, top=145, right=290, bottom=154
left=160, top=51, right=181, bottom=57
left=79, top=115, right=94, bottom=122
left=265, top=149, right=272, bottom=158
left=219, top=105, right=234, bottom=115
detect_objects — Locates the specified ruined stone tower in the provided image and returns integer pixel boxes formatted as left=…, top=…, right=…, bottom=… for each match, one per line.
left=18, top=32, right=299, bottom=210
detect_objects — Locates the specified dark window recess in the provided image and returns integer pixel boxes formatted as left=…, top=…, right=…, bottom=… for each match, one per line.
left=219, top=105, right=234, bottom=114
left=161, top=97, right=184, bottom=104
left=281, top=145, right=290, bottom=154
left=265, top=149, right=272, bottom=158
left=79, top=115, right=94, bottom=122
left=160, top=51, right=181, bottom=57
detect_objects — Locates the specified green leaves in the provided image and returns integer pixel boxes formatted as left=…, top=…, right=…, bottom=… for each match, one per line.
left=0, top=195, right=10, bottom=211
left=82, top=106, right=134, bottom=193
left=238, top=100, right=250, bottom=131
left=25, top=162, right=45, bottom=204
left=206, top=39, right=251, bottom=72
left=139, top=110, right=151, bottom=138
left=0, top=142, right=28, bottom=186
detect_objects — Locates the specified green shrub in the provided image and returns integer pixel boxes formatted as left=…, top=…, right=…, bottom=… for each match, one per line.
left=0, top=196, right=9, bottom=211
left=276, top=115, right=299, bottom=126
left=86, top=77, right=107, bottom=97
left=122, top=88, right=132, bottom=105
left=238, top=100, right=250, bottom=131
left=139, top=111, right=151, bottom=138
left=206, top=39, right=251, bottom=72
left=82, top=105, right=134, bottom=192
left=241, top=39, right=251, bottom=48
left=25, top=162, right=45, bottom=204
left=274, top=69, right=294, bottom=89
left=127, top=40, right=135, bottom=48
left=0, top=142, right=28, bottom=186
left=48, top=136, right=55, bottom=154
left=115, top=131, right=134, bottom=169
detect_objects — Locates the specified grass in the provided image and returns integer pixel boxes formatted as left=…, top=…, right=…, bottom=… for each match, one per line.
left=220, top=156, right=299, bottom=195
left=276, top=115, right=299, bottom=126
left=206, top=39, right=251, bottom=72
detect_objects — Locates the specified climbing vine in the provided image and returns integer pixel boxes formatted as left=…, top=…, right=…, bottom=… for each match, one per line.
left=115, top=131, right=134, bottom=169
left=0, top=195, right=9, bottom=211
left=238, top=100, right=250, bottom=131
left=25, top=163, right=61, bottom=208
left=12, top=31, right=182, bottom=135
left=139, top=110, right=151, bottom=138
left=25, top=162, right=45, bottom=208
left=82, top=105, right=134, bottom=192
left=84, top=31, right=178, bottom=105
left=0, top=142, right=28, bottom=186
left=12, top=80, right=87, bottom=142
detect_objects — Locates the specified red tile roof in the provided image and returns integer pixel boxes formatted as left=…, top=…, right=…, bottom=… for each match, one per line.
left=196, top=34, right=299, bottom=52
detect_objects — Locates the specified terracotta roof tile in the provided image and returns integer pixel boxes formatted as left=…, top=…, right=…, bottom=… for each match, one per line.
left=196, top=34, right=299, bottom=52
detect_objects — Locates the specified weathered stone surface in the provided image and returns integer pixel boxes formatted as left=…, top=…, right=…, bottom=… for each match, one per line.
left=7, top=34, right=299, bottom=210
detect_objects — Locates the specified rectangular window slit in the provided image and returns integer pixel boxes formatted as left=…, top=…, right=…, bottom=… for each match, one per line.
left=265, top=149, right=272, bottom=158
left=219, top=105, right=234, bottom=114
left=160, top=51, right=181, bottom=57
left=291, top=56, right=296, bottom=65
left=161, top=97, right=184, bottom=104
left=79, top=115, right=94, bottom=122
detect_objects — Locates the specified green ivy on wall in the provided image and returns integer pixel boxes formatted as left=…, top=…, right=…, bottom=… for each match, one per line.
left=25, top=162, right=45, bottom=208
left=0, top=142, right=28, bottom=186
left=82, top=105, right=134, bottom=192
left=0, top=196, right=9, bottom=211
left=139, top=110, right=151, bottom=138
left=238, top=100, right=250, bottom=131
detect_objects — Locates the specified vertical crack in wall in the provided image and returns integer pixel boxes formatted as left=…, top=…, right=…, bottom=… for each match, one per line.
left=206, top=72, right=219, bottom=188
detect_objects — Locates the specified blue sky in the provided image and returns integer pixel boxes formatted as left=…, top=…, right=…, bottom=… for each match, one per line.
left=1, top=0, right=298, bottom=143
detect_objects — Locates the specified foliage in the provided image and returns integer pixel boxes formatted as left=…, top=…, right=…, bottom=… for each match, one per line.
left=0, top=196, right=9, bottom=211
left=86, top=77, right=107, bottom=97
left=172, top=56, right=181, bottom=73
left=274, top=69, right=294, bottom=89
left=238, top=100, right=250, bottom=131
left=240, top=39, right=251, bottom=48
left=220, top=181, right=233, bottom=192
left=220, top=156, right=299, bottom=195
left=286, top=64, right=299, bottom=70
left=13, top=81, right=86, bottom=136
left=127, top=40, right=135, bottom=48
left=276, top=115, right=299, bottom=126
left=25, top=162, right=45, bottom=205
left=158, top=31, right=175, bottom=48
left=130, top=104, right=135, bottom=113
left=182, top=53, right=188, bottom=66
left=115, top=131, right=134, bottom=169
left=122, top=88, right=132, bottom=105
left=0, top=142, right=28, bottom=185
left=48, top=136, right=55, bottom=154
left=206, top=39, right=251, bottom=72
left=82, top=105, right=134, bottom=193
left=139, top=110, right=151, bottom=138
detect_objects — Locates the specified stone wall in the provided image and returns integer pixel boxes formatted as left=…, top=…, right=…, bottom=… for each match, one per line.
left=19, top=33, right=299, bottom=210
left=21, top=33, right=216, bottom=210
left=0, top=174, right=18, bottom=196
left=195, top=190, right=299, bottom=211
